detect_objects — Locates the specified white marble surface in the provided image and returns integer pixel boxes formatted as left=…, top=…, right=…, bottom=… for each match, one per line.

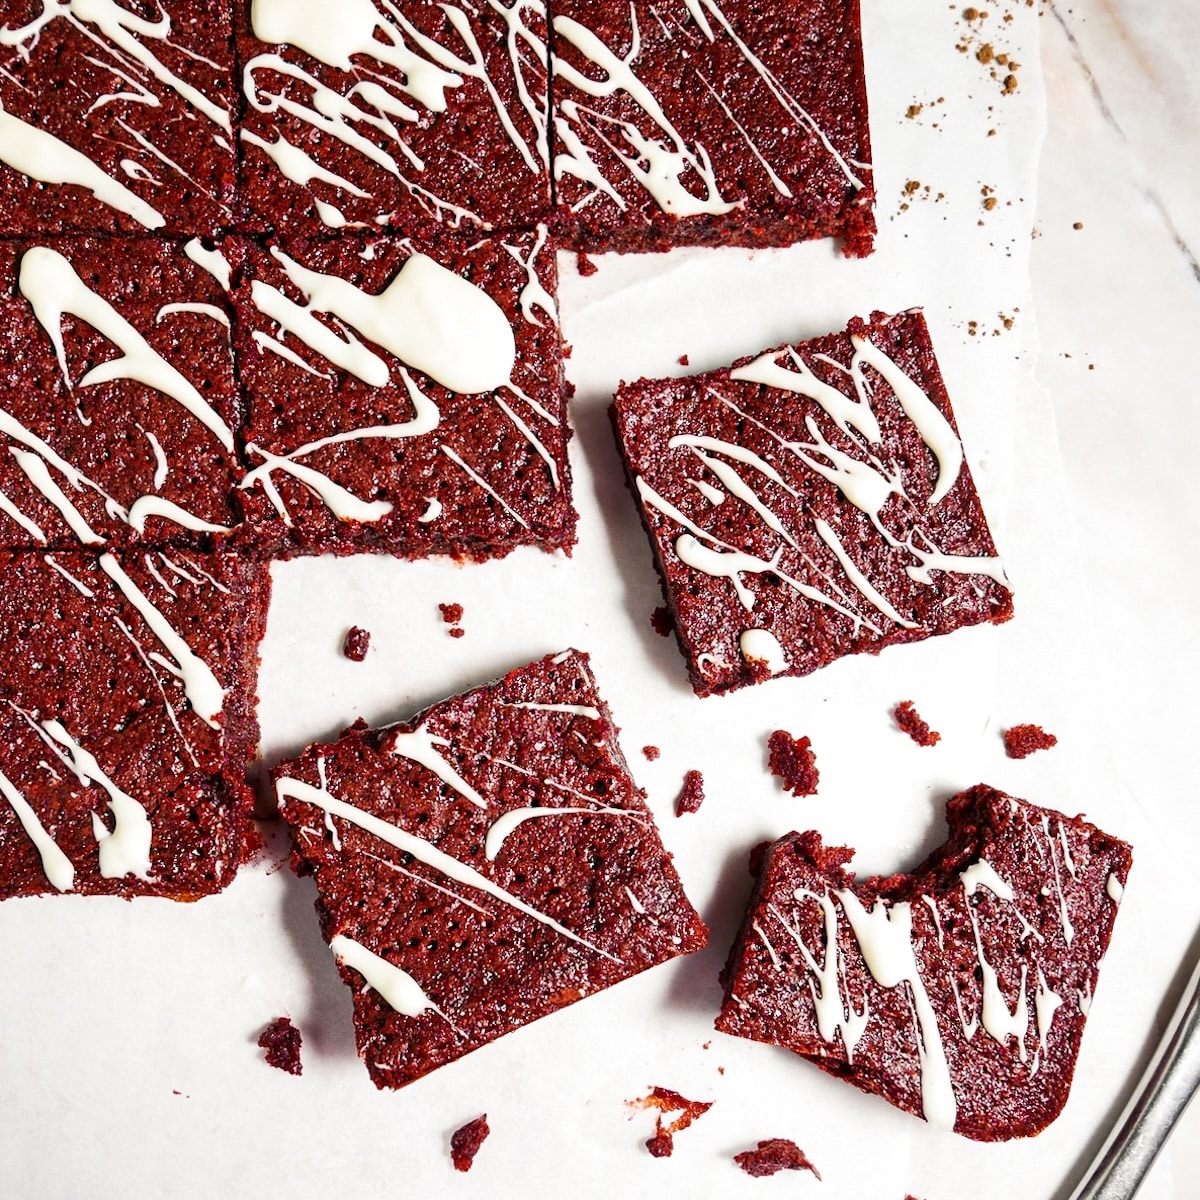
left=1, top=3, right=1198, bottom=1198
left=1034, top=3, right=1200, bottom=1195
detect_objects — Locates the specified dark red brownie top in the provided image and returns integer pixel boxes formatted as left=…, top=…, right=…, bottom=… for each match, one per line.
left=612, top=310, right=1014, bottom=696
left=237, top=0, right=553, bottom=239
left=0, top=236, right=245, bottom=550
left=0, top=1, right=237, bottom=236
left=716, top=785, right=1133, bottom=1141
left=271, top=649, right=707, bottom=1089
left=0, top=548, right=269, bottom=900
left=230, top=228, right=573, bottom=559
left=550, top=0, right=875, bottom=254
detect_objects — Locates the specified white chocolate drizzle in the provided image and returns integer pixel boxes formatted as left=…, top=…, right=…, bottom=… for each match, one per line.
left=18, top=247, right=235, bottom=451
left=1106, top=873, right=1124, bottom=903
left=11, top=449, right=105, bottom=544
left=502, top=226, right=558, bottom=328
left=484, top=804, right=646, bottom=861
left=387, top=726, right=487, bottom=811
left=183, top=239, right=232, bottom=292
left=0, top=99, right=165, bottom=229
left=98, top=552, right=226, bottom=728
left=330, top=933, right=439, bottom=1019
left=276, top=775, right=619, bottom=961
left=738, top=628, right=786, bottom=675
left=0, top=763, right=75, bottom=891
left=126, top=495, right=234, bottom=535
left=499, top=702, right=601, bottom=720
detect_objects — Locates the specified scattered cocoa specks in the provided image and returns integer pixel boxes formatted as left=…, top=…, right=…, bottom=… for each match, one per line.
left=734, top=1138, right=821, bottom=1180
left=984, top=196, right=998, bottom=211
left=650, top=605, right=674, bottom=637
left=977, top=41, right=994, bottom=63
left=642, top=745, right=661, bottom=762
left=767, top=731, right=818, bottom=797
left=1073, top=221, right=1084, bottom=230
left=962, top=6, right=983, bottom=21
left=904, top=179, right=921, bottom=195
left=342, top=625, right=370, bottom=661
left=893, top=700, right=941, bottom=747
left=1003, top=724, right=1058, bottom=759
left=575, top=252, right=597, bottom=277
left=258, top=1017, right=302, bottom=1076
left=906, top=102, right=923, bottom=118
left=968, top=319, right=980, bottom=336
left=896, top=179, right=943, bottom=215
left=675, top=769, right=705, bottom=816
left=450, top=1114, right=490, bottom=1172
left=438, top=602, right=464, bottom=637
left=630, top=1087, right=713, bottom=1159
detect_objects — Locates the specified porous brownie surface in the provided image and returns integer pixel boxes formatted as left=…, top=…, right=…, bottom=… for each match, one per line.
left=612, top=309, right=1014, bottom=696
left=550, top=0, right=875, bottom=254
left=0, top=236, right=244, bottom=550
left=0, top=548, right=269, bottom=900
left=237, top=0, right=553, bottom=239
left=716, top=785, right=1133, bottom=1141
left=231, top=227, right=573, bottom=559
left=0, top=1, right=237, bottom=236
left=272, top=649, right=707, bottom=1088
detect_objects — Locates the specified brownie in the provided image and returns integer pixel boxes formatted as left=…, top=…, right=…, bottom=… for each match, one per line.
left=612, top=310, right=1014, bottom=696
left=0, top=236, right=245, bottom=550
left=0, top=1, right=237, bottom=236
left=237, top=0, right=553, bottom=238
left=716, top=785, right=1133, bottom=1141
left=0, top=548, right=269, bottom=900
left=231, top=228, right=574, bottom=559
left=549, top=0, right=875, bottom=254
left=272, top=649, right=707, bottom=1089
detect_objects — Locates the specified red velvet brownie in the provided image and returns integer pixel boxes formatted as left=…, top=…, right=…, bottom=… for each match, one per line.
left=0, top=548, right=269, bottom=900
left=231, top=228, right=573, bottom=559
left=271, top=649, right=707, bottom=1089
left=549, top=0, right=875, bottom=254
left=612, top=310, right=1014, bottom=697
left=237, top=0, right=552, bottom=239
left=0, top=1, right=236, bottom=236
left=0, top=236, right=244, bottom=550
left=716, top=785, right=1133, bottom=1141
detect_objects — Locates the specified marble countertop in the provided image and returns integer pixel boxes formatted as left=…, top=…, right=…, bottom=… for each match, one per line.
left=1035, top=2, right=1200, bottom=1195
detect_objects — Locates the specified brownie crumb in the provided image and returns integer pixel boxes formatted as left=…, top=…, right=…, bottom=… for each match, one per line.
left=631, top=1086, right=713, bottom=1158
left=675, top=770, right=705, bottom=817
left=678, top=353, right=690, bottom=366
left=1003, top=723, right=1058, bottom=759
left=439, top=602, right=465, bottom=637
left=450, top=1114, right=490, bottom=1172
left=767, top=732, right=819, bottom=796
left=257, top=1017, right=302, bottom=1076
left=734, top=1138, right=821, bottom=1180
left=650, top=605, right=674, bottom=637
left=449, top=627, right=465, bottom=639
left=893, top=700, right=941, bottom=747
left=342, top=626, right=371, bottom=662
left=576, top=252, right=598, bottom=277
left=642, top=745, right=661, bottom=762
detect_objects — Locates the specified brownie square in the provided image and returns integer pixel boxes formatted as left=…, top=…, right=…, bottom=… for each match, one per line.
left=0, top=548, right=270, bottom=900
left=549, top=0, right=875, bottom=254
left=0, top=237, right=245, bottom=551
left=272, top=649, right=708, bottom=1089
left=716, top=786, right=1133, bottom=1141
left=237, top=0, right=553, bottom=238
left=611, top=310, right=1014, bottom=696
left=0, top=1, right=237, bottom=236
left=231, top=227, right=574, bottom=559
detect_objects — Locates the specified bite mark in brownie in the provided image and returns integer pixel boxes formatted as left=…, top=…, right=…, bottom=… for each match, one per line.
left=230, top=228, right=574, bottom=560
left=894, top=700, right=941, bottom=747
left=0, top=237, right=244, bottom=551
left=716, top=785, right=1132, bottom=1140
left=0, top=2, right=237, bottom=236
left=549, top=0, right=875, bottom=255
left=272, top=650, right=707, bottom=1088
left=0, top=548, right=268, bottom=900
left=258, top=1016, right=303, bottom=1075
left=612, top=310, right=1014, bottom=696
left=237, top=0, right=552, bottom=239
left=767, top=733, right=818, bottom=797
left=1004, top=724, right=1057, bottom=759
left=450, top=1114, right=490, bottom=1172
left=733, top=1138, right=821, bottom=1179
